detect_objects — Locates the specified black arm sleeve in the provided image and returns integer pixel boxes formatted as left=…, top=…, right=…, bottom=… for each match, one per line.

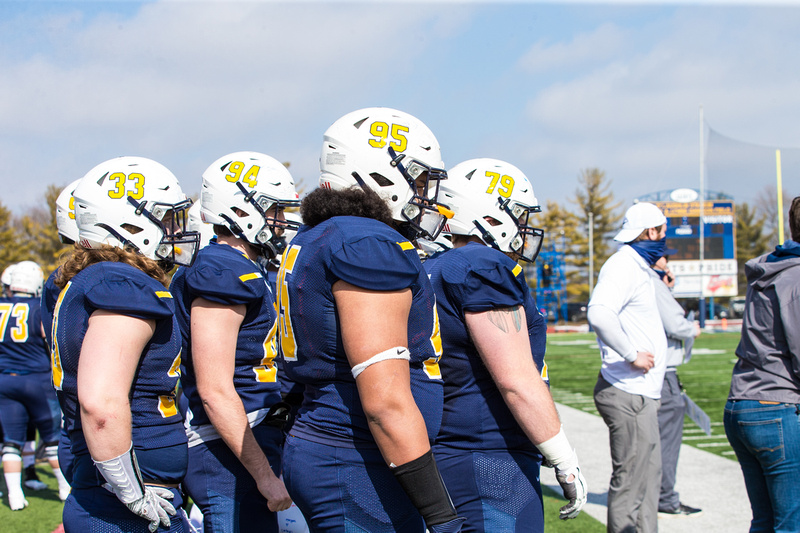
left=391, top=450, right=459, bottom=526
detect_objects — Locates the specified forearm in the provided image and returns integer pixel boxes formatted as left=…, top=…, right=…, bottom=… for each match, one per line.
left=367, top=405, right=431, bottom=467
left=81, top=400, right=133, bottom=461
left=587, top=304, right=637, bottom=361
left=501, top=374, right=562, bottom=445
left=201, top=388, right=275, bottom=480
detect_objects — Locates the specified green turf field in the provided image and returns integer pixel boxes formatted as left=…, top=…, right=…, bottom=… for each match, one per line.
left=0, top=330, right=740, bottom=531
left=546, top=330, right=741, bottom=461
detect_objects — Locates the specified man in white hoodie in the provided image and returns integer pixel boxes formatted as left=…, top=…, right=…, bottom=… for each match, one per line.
left=588, top=202, right=668, bottom=533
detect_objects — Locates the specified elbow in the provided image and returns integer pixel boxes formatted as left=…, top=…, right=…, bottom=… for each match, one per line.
left=80, top=397, right=125, bottom=431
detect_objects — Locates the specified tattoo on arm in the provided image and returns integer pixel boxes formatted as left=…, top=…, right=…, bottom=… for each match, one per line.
left=486, top=307, right=523, bottom=333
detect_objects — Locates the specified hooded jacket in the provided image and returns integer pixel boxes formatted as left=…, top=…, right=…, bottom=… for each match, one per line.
left=728, top=240, right=800, bottom=403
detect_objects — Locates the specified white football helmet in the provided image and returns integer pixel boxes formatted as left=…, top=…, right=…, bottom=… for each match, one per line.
left=55, top=178, right=82, bottom=244
left=440, top=158, right=544, bottom=262
left=187, top=201, right=216, bottom=250
left=200, top=151, right=300, bottom=259
left=320, top=107, right=451, bottom=240
left=9, top=261, right=44, bottom=296
left=73, top=156, right=200, bottom=267
left=2, top=263, right=16, bottom=295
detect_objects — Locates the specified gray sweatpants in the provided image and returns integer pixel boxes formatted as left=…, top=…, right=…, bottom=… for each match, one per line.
left=594, top=374, right=662, bottom=533
left=657, top=370, right=684, bottom=512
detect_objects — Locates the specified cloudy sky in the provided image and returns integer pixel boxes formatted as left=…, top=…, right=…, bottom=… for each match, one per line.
left=1, top=0, right=798, bottom=216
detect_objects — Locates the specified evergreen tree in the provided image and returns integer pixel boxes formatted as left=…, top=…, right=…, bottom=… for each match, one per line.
left=735, top=202, right=768, bottom=295
left=18, top=184, right=68, bottom=275
left=0, top=201, right=30, bottom=275
left=568, top=168, right=623, bottom=301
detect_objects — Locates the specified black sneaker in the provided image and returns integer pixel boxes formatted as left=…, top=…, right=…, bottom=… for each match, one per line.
left=659, top=503, right=703, bottom=517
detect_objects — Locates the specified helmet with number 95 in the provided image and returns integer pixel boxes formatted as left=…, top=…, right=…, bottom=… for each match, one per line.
left=55, top=178, right=82, bottom=245
left=440, top=158, right=544, bottom=262
left=73, top=156, right=200, bottom=267
left=200, top=151, right=300, bottom=259
left=320, top=107, right=452, bottom=241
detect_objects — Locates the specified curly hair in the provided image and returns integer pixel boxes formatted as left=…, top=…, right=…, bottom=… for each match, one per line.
left=301, top=186, right=394, bottom=228
left=55, top=244, right=170, bottom=289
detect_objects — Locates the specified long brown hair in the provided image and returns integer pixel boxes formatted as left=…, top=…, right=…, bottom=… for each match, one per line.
left=55, top=244, right=170, bottom=289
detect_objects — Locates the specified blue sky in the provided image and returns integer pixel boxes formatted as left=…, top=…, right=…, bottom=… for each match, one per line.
left=1, top=0, right=798, bottom=216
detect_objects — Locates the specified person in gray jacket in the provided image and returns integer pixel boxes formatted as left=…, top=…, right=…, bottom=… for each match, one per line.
left=650, top=253, right=702, bottom=517
left=724, top=195, right=800, bottom=533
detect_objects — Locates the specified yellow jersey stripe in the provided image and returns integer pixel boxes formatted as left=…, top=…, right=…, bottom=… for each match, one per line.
left=239, top=272, right=262, bottom=282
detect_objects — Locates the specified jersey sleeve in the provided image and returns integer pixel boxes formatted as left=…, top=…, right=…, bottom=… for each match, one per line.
left=329, top=236, right=420, bottom=291
left=85, top=268, right=173, bottom=321
left=184, top=253, right=266, bottom=306
left=446, top=253, right=527, bottom=313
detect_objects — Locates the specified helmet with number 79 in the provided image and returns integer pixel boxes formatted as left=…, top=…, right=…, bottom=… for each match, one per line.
left=200, top=151, right=300, bottom=259
left=439, top=158, right=544, bottom=262
left=55, top=178, right=82, bottom=244
left=73, top=156, right=200, bottom=267
left=319, top=107, right=452, bottom=241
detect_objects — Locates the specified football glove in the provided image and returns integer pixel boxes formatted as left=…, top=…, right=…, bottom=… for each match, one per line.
left=537, top=427, right=588, bottom=520
left=93, top=443, right=177, bottom=532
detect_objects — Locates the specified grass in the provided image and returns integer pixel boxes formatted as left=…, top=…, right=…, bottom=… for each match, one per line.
left=546, top=330, right=741, bottom=460
left=0, top=330, right=740, bottom=532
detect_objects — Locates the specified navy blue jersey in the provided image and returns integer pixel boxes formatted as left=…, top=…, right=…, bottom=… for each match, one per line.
left=0, top=295, right=50, bottom=373
left=50, top=261, right=186, bottom=483
left=170, top=241, right=282, bottom=428
left=276, top=216, right=444, bottom=447
left=425, top=243, right=547, bottom=451
left=41, top=269, right=59, bottom=348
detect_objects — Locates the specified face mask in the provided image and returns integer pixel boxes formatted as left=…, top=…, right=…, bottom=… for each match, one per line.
left=629, top=237, right=666, bottom=266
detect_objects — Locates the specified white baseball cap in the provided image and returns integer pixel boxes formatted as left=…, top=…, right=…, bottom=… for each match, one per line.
left=613, top=202, right=667, bottom=243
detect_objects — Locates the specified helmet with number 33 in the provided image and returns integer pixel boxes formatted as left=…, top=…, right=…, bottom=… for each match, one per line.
left=73, top=156, right=200, bottom=267
left=439, top=158, right=545, bottom=263
left=320, top=107, right=452, bottom=241
left=200, top=151, right=300, bottom=259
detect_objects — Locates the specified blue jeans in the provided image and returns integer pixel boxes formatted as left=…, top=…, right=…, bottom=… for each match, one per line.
left=724, top=400, right=800, bottom=533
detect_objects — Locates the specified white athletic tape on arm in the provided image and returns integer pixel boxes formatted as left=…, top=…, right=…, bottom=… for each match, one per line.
left=536, top=426, right=574, bottom=466
left=351, top=346, right=411, bottom=379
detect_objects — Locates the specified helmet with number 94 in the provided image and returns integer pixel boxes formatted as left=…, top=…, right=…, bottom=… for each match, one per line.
left=55, top=178, right=82, bottom=244
left=9, top=260, right=44, bottom=296
left=320, top=107, right=452, bottom=241
left=440, top=158, right=544, bottom=262
left=200, top=151, right=300, bottom=259
left=73, top=156, right=200, bottom=267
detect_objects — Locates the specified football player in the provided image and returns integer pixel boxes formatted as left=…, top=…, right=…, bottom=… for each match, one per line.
left=276, top=107, right=464, bottom=532
left=53, top=156, right=199, bottom=532
left=0, top=260, right=69, bottom=509
left=40, top=178, right=83, bottom=492
left=170, top=151, right=298, bottom=532
left=425, top=159, right=587, bottom=531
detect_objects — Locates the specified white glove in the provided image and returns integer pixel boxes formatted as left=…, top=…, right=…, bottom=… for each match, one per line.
left=93, top=443, right=177, bottom=532
left=537, top=427, right=588, bottom=520
left=124, top=485, right=176, bottom=532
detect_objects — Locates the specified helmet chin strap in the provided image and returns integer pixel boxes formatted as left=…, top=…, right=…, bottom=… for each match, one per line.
left=472, top=219, right=501, bottom=252
left=95, top=223, right=142, bottom=254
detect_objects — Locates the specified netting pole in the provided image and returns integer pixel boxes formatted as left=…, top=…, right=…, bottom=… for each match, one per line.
left=698, top=105, right=706, bottom=327
left=776, top=149, right=785, bottom=245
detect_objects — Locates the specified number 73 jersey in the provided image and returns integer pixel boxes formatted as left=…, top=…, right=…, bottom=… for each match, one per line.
left=275, top=215, right=444, bottom=446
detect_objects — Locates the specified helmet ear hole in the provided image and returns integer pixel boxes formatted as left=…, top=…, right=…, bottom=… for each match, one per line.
left=121, top=223, right=143, bottom=235
left=369, top=173, right=394, bottom=187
